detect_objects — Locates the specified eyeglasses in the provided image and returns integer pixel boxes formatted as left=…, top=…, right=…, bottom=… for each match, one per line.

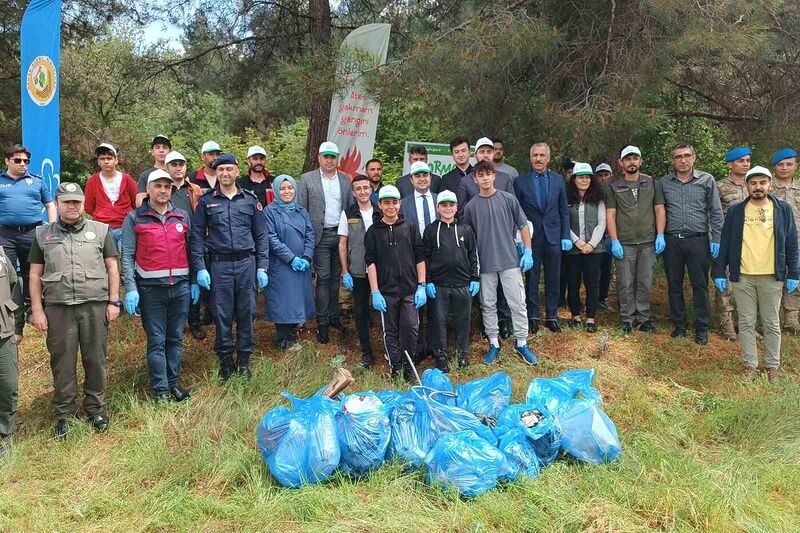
left=12, top=158, right=30, bottom=164
left=672, top=154, right=694, bottom=161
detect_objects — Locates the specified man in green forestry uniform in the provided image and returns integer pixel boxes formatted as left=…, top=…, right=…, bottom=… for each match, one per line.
left=0, top=245, right=23, bottom=459
left=28, top=183, right=121, bottom=440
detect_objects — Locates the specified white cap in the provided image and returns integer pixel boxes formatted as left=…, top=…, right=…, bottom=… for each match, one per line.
left=95, top=143, right=117, bottom=156
left=620, top=145, right=641, bottom=159
left=247, top=145, right=267, bottom=158
left=319, top=141, right=339, bottom=156
left=165, top=151, right=186, bottom=164
left=409, top=161, right=431, bottom=175
left=147, top=169, right=172, bottom=183
left=745, top=165, right=773, bottom=181
left=572, top=162, right=594, bottom=176
left=378, top=185, right=401, bottom=200
left=595, top=163, right=612, bottom=173
left=475, top=137, right=494, bottom=150
left=436, top=190, right=457, bottom=204
left=201, top=141, right=221, bottom=153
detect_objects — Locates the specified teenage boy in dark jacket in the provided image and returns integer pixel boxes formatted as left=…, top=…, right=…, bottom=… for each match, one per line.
left=423, top=189, right=480, bottom=371
left=365, top=185, right=427, bottom=381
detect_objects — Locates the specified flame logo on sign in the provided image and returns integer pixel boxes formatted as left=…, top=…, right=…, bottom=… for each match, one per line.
left=338, top=146, right=362, bottom=180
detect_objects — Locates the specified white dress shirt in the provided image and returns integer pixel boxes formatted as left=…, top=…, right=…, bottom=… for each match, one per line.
left=414, top=189, right=436, bottom=236
left=320, top=169, right=342, bottom=228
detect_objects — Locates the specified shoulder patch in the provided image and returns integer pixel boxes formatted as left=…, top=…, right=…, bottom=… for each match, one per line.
left=241, top=188, right=259, bottom=199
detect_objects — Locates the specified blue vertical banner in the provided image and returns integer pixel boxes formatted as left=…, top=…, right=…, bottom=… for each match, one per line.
left=20, top=0, right=62, bottom=213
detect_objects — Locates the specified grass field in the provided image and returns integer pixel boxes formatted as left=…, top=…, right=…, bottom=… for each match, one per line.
left=1, top=276, right=799, bottom=532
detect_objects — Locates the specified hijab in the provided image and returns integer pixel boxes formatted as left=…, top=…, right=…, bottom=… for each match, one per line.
left=272, top=174, right=297, bottom=210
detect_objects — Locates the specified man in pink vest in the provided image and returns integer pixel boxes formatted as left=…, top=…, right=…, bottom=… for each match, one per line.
left=120, top=169, right=199, bottom=401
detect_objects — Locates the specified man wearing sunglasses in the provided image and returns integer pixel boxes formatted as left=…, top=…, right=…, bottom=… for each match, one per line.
left=0, top=144, right=57, bottom=321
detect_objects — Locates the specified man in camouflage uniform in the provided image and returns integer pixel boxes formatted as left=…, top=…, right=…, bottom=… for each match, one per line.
left=715, top=147, right=751, bottom=340
left=770, top=147, right=800, bottom=333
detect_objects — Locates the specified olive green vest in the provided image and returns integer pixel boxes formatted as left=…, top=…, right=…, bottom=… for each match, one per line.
left=568, top=201, right=604, bottom=254
left=346, top=205, right=371, bottom=278
left=35, top=219, right=110, bottom=305
left=0, top=246, right=19, bottom=338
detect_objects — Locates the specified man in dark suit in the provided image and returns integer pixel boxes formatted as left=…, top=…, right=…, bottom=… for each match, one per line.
left=396, top=145, right=442, bottom=198
left=514, top=142, right=573, bottom=333
left=298, top=141, right=354, bottom=343
left=400, top=162, right=439, bottom=236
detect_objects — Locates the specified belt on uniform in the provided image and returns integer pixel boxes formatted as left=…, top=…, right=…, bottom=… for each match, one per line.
left=1, top=222, right=41, bottom=232
left=209, top=252, right=253, bottom=262
left=665, top=232, right=706, bottom=239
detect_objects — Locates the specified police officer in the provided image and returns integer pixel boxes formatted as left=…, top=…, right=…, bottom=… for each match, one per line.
left=0, top=245, right=23, bottom=459
left=0, top=144, right=57, bottom=318
left=715, top=147, right=751, bottom=340
left=28, top=182, right=120, bottom=440
left=191, top=154, right=269, bottom=381
left=770, top=147, right=800, bottom=334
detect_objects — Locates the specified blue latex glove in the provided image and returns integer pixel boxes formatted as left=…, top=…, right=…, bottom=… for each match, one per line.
left=257, top=269, right=269, bottom=289
left=788, top=279, right=799, bottom=294
left=611, top=240, right=624, bottom=260
left=124, top=291, right=139, bottom=315
left=426, top=283, right=436, bottom=299
left=371, top=290, right=387, bottom=312
left=516, top=242, right=525, bottom=256
left=342, top=273, right=354, bottom=291
left=655, top=234, right=666, bottom=255
left=190, top=284, right=200, bottom=304
left=714, top=278, right=727, bottom=293
left=710, top=242, right=720, bottom=259
left=197, top=269, right=211, bottom=289
left=290, top=257, right=305, bottom=271
left=519, top=248, right=534, bottom=273
left=414, top=285, right=427, bottom=309
left=298, top=258, right=311, bottom=271
left=561, top=239, right=573, bottom=252
left=469, top=281, right=480, bottom=297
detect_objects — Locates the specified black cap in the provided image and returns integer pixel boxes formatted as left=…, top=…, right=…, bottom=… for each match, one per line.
left=211, top=153, right=238, bottom=169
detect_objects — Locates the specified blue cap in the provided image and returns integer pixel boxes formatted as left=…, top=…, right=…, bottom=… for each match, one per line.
left=772, top=148, right=797, bottom=166
left=724, top=147, right=751, bottom=163
left=211, top=153, right=238, bottom=169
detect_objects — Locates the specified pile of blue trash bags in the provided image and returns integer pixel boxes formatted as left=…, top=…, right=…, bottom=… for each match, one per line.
left=256, top=368, right=622, bottom=497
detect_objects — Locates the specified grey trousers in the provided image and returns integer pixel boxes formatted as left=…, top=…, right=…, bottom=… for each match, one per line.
left=480, top=268, right=528, bottom=342
left=616, top=244, right=656, bottom=324
left=732, top=275, right=784, bottom=369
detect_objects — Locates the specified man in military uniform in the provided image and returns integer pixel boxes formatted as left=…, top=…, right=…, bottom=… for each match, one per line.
left=715, top=147, right=751, bottom=340
left=191, top=154, right=269, bottom=381
left=28, top=183, right=120, bottom=440
left=770, top=147, right=800, bottom=333
left=0, top=245, right=23, bottom=459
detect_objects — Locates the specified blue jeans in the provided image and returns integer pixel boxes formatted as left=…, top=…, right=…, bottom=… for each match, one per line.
left=139, top=281, right=190, bottom=394
left=109, top=227, right=123, bottom=255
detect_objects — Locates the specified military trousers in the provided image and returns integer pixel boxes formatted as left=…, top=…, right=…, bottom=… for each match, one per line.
left=0, top=335, right=18, bottom=436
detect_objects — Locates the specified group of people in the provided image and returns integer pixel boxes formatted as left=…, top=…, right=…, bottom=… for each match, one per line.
left=0, top=133, right=797, bottom=452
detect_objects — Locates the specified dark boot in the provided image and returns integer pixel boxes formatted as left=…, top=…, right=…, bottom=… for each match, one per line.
left=237, top=353, right=252, bottom=381
left=458, top=353, right=469, bottom=369
left=434, top=352, right=451, bottom=373
left=219, top=354, right=235, bottom=382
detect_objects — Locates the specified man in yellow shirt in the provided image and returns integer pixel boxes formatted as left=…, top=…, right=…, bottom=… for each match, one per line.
left=713, top=166, right=800, bottom=383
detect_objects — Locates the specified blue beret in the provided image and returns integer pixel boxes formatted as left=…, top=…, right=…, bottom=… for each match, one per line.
left=211, top=153, right=238, bottom=169
left=724, top=147, right=751, bottom=163
left=772, top=148, right=797, bottom=166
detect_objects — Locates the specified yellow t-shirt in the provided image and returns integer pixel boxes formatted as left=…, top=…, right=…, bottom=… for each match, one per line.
left=741, top=201, right=775, bottom=275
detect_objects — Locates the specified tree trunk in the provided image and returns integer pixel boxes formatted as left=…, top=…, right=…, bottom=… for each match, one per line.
left=303, top=0, right=333, bottom=172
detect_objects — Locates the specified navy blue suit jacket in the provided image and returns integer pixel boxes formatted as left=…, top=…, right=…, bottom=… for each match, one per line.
left=400, top=192, right=438, bottom=236
left=514, top=170, right=570, bottom=246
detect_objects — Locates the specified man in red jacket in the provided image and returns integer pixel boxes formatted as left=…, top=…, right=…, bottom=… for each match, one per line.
left=84, top=143, right=138, bottom=254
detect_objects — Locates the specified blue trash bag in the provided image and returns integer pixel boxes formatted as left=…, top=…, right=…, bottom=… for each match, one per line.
left=424, top=430, right=516, bottom=498
left=411, top=387, right=496, bottom=446
left=377, top=389, right=405, bottom=409
left=497, top=429, right=541, bottom=481
left=525, top=369, right=602, bottom=416
left=386, top=393, right=436, bottom=466
left=335, top=392, right=391, bottom=477
left=558, top=398, right=622, bottom=464
left=421, top=369, right=456, bottom=405
left=256, top=392, right=342, bottom=488
left=456, top=372, right=512, bottom=419
left=494, top=403, right=563, bottom=467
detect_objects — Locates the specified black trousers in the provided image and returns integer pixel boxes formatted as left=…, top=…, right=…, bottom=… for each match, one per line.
left=352, top=276, right=373, bottom=356
left=565, top=253, right=603, bottom=318
left=275, top=323, right=297, bottom=347
left=380, top=294, right=418, bottom=369
left=599, top=251, right=613, bottom=302
left=663, top=234, right=711, bottom=330
left=430, top=286, right=472, bottom=358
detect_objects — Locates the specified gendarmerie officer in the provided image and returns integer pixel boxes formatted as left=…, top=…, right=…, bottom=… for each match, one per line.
left=0, top=245, right=23, bottom=459
left=191, top=154, right=269, bottom=381
left=28, top=182, right=121, bottom=440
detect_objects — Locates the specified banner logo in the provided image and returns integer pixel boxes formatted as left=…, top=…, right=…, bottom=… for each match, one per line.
left=26, top=55, right=57, bottom=106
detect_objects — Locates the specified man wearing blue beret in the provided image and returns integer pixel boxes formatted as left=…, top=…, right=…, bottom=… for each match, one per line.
left=770, top=148, right=800, bottom=333
left=714, top=147, right=751, bottom=341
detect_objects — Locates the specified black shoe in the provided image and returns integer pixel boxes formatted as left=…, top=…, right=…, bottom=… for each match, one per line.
left=170, top=387, right=190, bottom=402
left=694, top=330, right=708, bottom=346
left=586, top=322, right=597, bottom=333
left=403, top=366, right=417, bottom=383
left=189, top=323, right=206, bottom=340
left=361, top=353, right=373, bottom=368
left=638, top=320, right=655, bottom=333
left=54, top=418, right=71, bottom=440
left=598, top=299, right=612, bottom=311
left=568, top=318, right=582, bottom=329
left=88, top=413, right=109, bottom=432
left=237, top=354, right=252, bottom=380
left=671, top=326, right=686, bottom=338
left=330, top=318, right=348, bottom=334
left=434, top=355, right=451, bottom=374
left=621, top=322, right=633, bottom=334
left=458, top=354, right=469, bottom=369
left=545, top=320, right=562, bottom=333
left=317, top=324, right=330, bottom=344
left=154, top=391, right=172, bottom=402
left=219, top=355, right=235, bottom=382
left=529, top=319, right=540, bottom=334
left=200, top=313, right=214, bottom=326
left=498, top=320, right=513, bottom=339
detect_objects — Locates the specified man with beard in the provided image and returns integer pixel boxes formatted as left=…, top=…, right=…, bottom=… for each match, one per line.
left=714, top=166, right=799, bottom=383
left=396, top=146, right=442, bottom=198
left=604, top=146, right=666, bottom=334
left=237, top=145, right=274, bottom=206
left=769, top=148, right=800, bottom=334
left=189, top=141, right=221, bottom=193
left=492, top=138, right=519, bottom=179
left=365, top=159, right=384, bottom=204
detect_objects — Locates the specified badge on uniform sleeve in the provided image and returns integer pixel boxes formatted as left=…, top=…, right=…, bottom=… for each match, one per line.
left=175, top=223, right=184, bottom=233
left=85, top=231, right=96, bottom=240
left=25, top=178, right=33, bottom=186
left=256, top=202, right=263, bottom=212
